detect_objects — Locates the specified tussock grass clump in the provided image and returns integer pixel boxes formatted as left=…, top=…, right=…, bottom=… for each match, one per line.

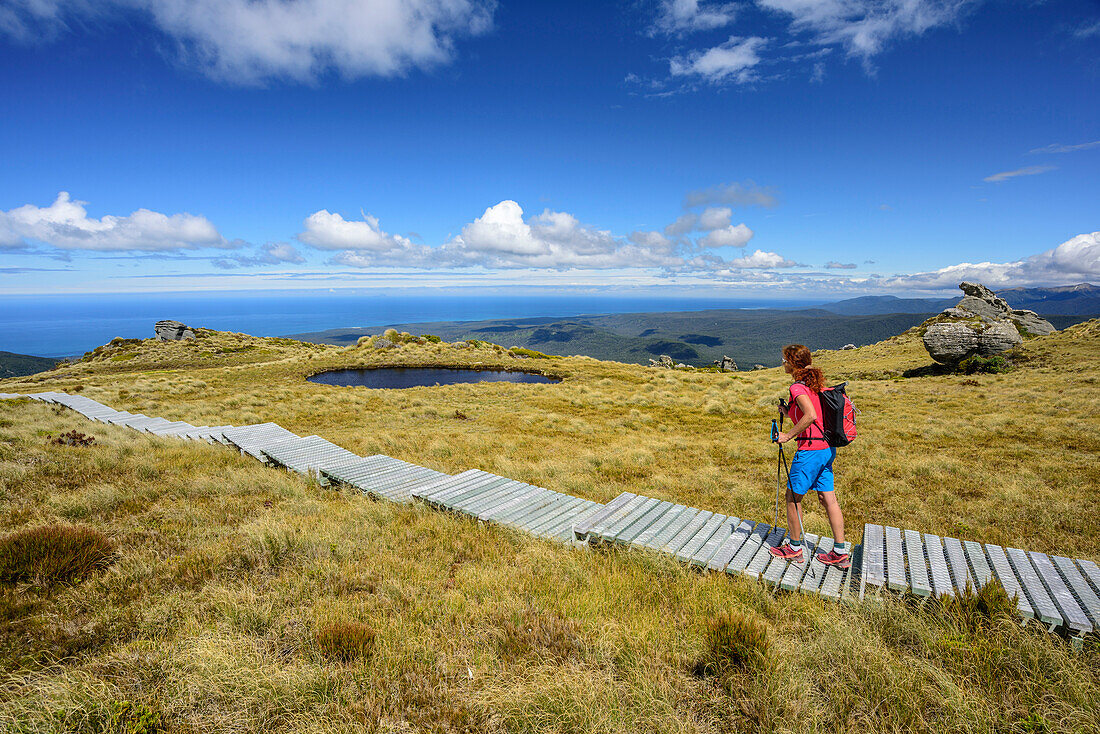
left=695, top=608, right=770, bottom=677
left=0, top=525, right=115, bottom=587
left=492, top=606, right=584, bottom=662
left=942, top=580, right=1019, bottom=633
left=59, top=700, right=167, bottom=734
left=315, top=620, right=376, bottom=662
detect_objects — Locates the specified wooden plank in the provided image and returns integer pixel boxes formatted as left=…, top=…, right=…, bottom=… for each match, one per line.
left=423, top=473, right=503, bottom=507
left=511, top=494, right=575, bottom=531
left=663, top=510, right=709, bottom=555
left=963, top=540, right=993, bottom=589
left=903, top=529, right=932, bottom=597
left=708, top=519, right=754, bottom=573
left=693, top=515, right=737, bottom=570
left=838, top=543, right=863, bottom=603
left=541, top=500, right=600, bottom=541
left=589, top=495, right=648, bottom=540
left=780, top=533, right=820, bottom=591
left=634, top=504, right=686, bottom=549
left=1051, top=556, right=1100, bottom=629
left=601, top=497, right=660, bottom=543
left=885, top=526, right=907, bottom=592
left=619, top=500, right=676, bottom=546
left=641, top=505, right=689, bottom=550
left=676, top=513, right=726, bottom=563
left=763, top=529, right=808, bottom=588
left=860, top=524, right=885, bottom=599
left=799, top=536, right=832, bottom=595
left=437, top=476, right=514, bottom=511
left=1076, top=559, right=1100, bottom=599
left=985, top=543, right=1034, bottom=619
left=726, top=522, right=771, bottom=576
left=1007, top=547, right=1062, bottom=628
left=410, top=470, right=480, bottom=502
left=572, top=492, right=635, bottom=539
left=690, top=515, right=732, bottom=567
left=943, top=536, right=971, bottom=592
left=743, top=526, right=785, bottom=579
left=476, top=486, right=544, bottom=521
left=923, top=533, right=954, bottom=599
left=1029, top=552, right=1091, bottom=634
left=527, top=497, right=590, bottom=537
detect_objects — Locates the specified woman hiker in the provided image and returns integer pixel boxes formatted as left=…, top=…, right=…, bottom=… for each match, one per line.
left=768, top=344, right=850, bottom=568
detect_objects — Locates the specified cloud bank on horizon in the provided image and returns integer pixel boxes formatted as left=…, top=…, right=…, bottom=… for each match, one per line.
left=2, top=192, right=1096, bottom=294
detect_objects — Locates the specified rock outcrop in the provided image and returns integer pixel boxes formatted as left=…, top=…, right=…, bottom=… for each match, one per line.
left=842, top=344, right=856, bottom=350
left=921, top=282, right=1055, bottom=364
left=713, top=355, right=737, bottom=372
left=648, top=355, right=675, bottom=368
left=154, top=320, right=195, bottom=341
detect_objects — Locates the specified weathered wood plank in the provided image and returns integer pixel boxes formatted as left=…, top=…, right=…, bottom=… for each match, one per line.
left=676, top=513, right=726, bottom=563
left=572, top=492, right=635, bottom=539
left=589, top=495, right=649, bottom=540
left=620, top=500, right=675, bottom=546
left=634, top=504, right=685, bottom=549
left=690, top=515, right=733, bottom=567
left=903, top=529, right=932, bottom=597
left=780, top=532, right=819, bottom=591
left=943, top=536, right=971, bottom=592
left=708, top=519, right=755, bottom=573
left=643, top=505, right=691, bottom=550
left=963, top=540, right=993, bottom=589
left=727, top=522, right=771, bottom=576
left=799, top=536, right=832, bottom=595
left=923, top=533, right=954, bottom=598
left=985, top=543, right=1034, bottom=619
left=743, top=526, right=785, bottom=579
left=885, top=526, right=907, bottom=592
left=663, top=510, right=708, bottom=555
left=602, top=497, right=661, bottom=543
left=1029, top=552, right=1091, bottom=634
left=1007, top=547, right=1062, bottom=628
left=763, top=529, right=807, bottom=588
left=1051, top=556, right=1100, bottom=629
left=860, top=524, right=885, bottom=599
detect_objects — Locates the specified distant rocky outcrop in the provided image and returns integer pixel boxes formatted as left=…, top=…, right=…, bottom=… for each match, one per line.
left=713, top=355, right=737, bottom=372
left=842, top=343, right=856, bottom=350
left=922, top=282, right=1055, bottom=364
left=155, top=320, right=195, bottom=341
left=649, top=355, right=675, bottom=368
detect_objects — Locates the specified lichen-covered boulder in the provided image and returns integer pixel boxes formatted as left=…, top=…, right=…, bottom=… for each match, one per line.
left=713, top=355, right=737, bottom=372
left=922, top=319, right=1022, bottom=364
left=154, top=320, right=195, bottom=341
left=372, top=338, right=395, bottom=349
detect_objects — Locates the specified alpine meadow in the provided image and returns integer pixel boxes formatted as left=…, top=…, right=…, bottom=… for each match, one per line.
left=1, top=318, right=1098, bottom=733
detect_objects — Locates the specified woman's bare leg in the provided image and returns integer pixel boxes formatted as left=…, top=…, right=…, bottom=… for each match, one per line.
left=817, top=491, right=845, bottom=544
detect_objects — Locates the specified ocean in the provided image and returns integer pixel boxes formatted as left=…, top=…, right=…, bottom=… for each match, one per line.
left=0, top=291, right=817, bottom=358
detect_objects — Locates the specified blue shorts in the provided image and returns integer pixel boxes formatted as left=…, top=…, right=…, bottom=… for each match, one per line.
left=788, top=448, right=837, bottom=496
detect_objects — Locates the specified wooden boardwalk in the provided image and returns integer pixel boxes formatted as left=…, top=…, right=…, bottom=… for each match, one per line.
left=6, top=391, right=1098, bottom=644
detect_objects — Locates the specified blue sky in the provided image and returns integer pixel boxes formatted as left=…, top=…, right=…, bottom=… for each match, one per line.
left=0, top=0, right=1097, bottom=297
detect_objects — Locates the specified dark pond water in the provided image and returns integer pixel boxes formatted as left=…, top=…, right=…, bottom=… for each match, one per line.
left=308, top=367, right=561, bottom=389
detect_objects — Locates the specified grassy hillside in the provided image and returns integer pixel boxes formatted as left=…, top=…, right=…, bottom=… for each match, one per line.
left=1, top=321, right=1098, bottom=732
left=0, top=350, right=60, bottom=379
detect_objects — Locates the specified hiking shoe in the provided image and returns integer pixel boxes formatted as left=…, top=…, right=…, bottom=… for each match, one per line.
left=817, top=550, right=851, bottom=569
left=769, top=542, right=804, bottom=563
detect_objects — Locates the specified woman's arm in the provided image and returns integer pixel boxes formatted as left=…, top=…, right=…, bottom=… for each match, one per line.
left=777, top=393, right=817, bottom=444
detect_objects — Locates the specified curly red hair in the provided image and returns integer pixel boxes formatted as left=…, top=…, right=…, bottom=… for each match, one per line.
left=782, top=344, right=825, bottom=392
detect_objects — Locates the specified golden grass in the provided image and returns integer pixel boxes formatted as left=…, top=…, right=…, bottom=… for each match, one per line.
left=0, top=321, right=1098, bottom=732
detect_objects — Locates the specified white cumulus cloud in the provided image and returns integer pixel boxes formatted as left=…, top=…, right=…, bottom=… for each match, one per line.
left=0, top=0, right=496, bottom=84
left=726, top=249, right=799, bottom=268
left=697, top=206, right=733, bottom=230
left=0, top=191, right=227, bottom=252
left=698, top=223, right=754, bottom=249
left=298, top=208, right=431, bottom=266
left=670, top=36, right=767, bottom=84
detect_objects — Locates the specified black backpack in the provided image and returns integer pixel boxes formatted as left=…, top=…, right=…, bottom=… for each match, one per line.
left=794, top=382, right=858, bottom=448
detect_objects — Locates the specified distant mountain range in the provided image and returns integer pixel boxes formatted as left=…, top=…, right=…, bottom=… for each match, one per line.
left=291, top=283, right=1098, bottom=369
left=817, top=283, right=1099, bottom=316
